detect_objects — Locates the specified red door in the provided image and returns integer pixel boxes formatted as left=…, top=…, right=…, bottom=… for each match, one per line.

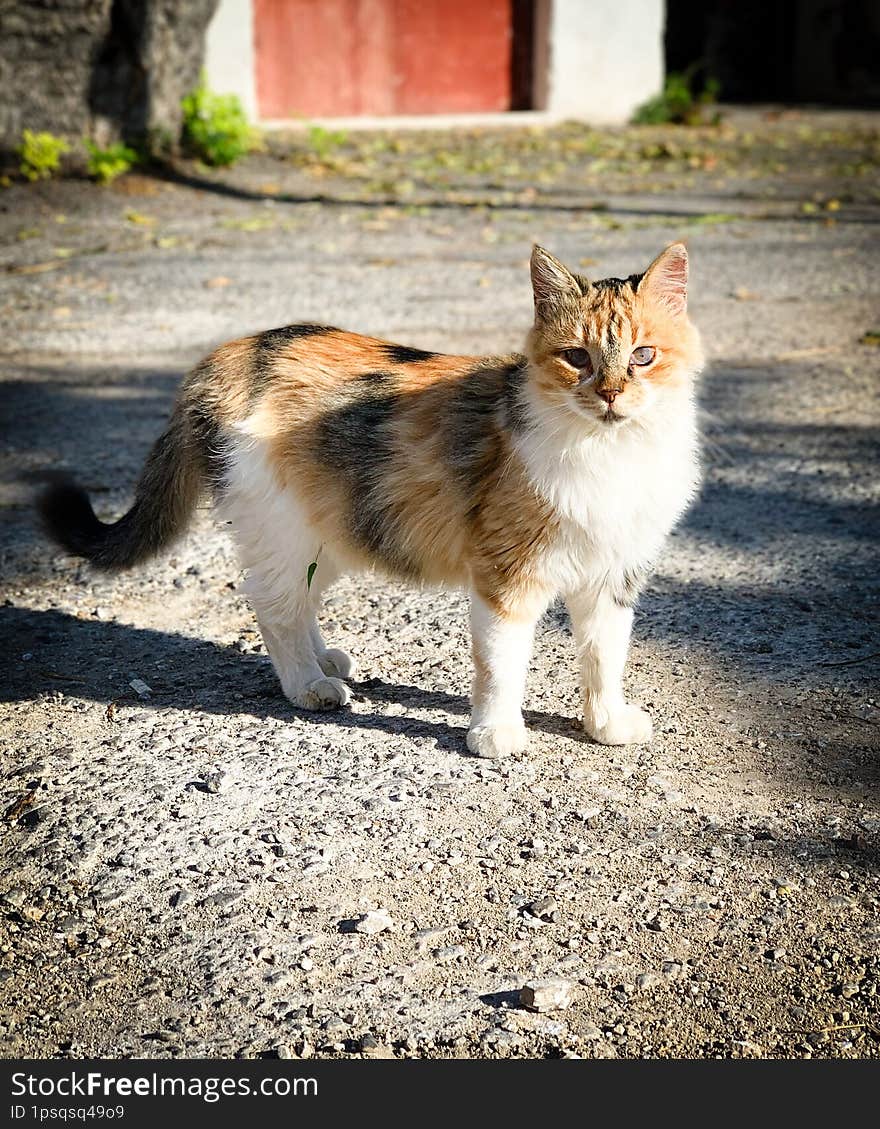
left=254, top=0, right=514, bottom=118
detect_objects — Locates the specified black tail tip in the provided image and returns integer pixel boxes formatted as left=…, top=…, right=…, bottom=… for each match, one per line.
left=37, top=473, right=107, bottom=561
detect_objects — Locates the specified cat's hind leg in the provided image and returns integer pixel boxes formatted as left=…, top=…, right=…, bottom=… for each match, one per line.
left=223, top=448, right=351, bottom=710
left=246, top=554, right=352, bottom=711
left=309, top=617, right=358, bottom=680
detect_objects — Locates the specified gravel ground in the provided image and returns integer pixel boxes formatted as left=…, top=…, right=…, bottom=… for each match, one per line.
left=1, top=112, right=878, bottom=1060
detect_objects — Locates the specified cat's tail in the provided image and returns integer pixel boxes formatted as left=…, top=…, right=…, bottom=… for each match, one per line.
left=38, top=402, right=208, bottom=571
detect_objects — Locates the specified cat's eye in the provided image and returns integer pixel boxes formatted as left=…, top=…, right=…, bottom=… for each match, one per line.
left=561, top=348, right=592, bottom=371
left=630, top=346, right=656, bottom=366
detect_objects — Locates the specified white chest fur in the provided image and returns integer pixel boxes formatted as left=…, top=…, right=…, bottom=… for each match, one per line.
left=515, top=395, right=700, bottom=597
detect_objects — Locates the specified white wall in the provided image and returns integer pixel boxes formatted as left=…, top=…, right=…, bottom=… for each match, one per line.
left=204, top=0, right=666, bottom=126
left=204, top=0, right=257, bottom=120
left=547, top=0, right=665, bottom=123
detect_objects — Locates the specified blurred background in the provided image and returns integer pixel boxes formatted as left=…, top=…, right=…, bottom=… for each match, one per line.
left=2, top=0, right=879, bottom=153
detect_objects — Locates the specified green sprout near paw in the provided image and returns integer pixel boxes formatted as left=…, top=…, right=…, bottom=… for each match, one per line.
left=306, top=545, right=324, bottom=591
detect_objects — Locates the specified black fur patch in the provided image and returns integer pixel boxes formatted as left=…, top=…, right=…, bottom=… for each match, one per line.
left=381, top=343, right=437, bottom=364
left=190, top=402, right=228, bottom=495
left=355, top=370, right=395, bottom=387
left=502, top=355, right=531, bottom=434
left=315, top=384, right=418, bottom=577
left=610, top=566, right=648, bottom=608
left=593, top=274, right=642, bottom=295
left=252, top=324, right=337, bottom=397
left=445, top=357, right=527, bottom=498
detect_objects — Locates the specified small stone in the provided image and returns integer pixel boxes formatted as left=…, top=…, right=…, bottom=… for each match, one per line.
left=526, top=896, right=557, bottom=920
left=299, top=956, right=314, bottom=972
left=520, top=978, right=575, bottom=1013
left=582, top=1024, right=603, bottom=1041
left=354, top=908, right=394, bottom=935
left=434, top=945, right=466, bottom=963
left=204, top=770, right=232, bottom=794
left=275, top=1044, right=293, bottom=1059
left=129, top=678, right=152, bottom=698
left=415, top=926, right=449, bottom=951
left=88, top=974, right=117, bottom=989
left=637, top=972, right=661, bottom=990
left=840, top=982, right=860, bottom=998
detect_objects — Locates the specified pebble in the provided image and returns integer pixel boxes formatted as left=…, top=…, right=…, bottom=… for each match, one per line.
left=354, top=909, right=394, bottom=935
left=637, top=972, right=661, bottom=990
left=519, top=978, right=575, bottom=1013
left=204, top=770, right=233, bottom=795
left=434, top=945, right=466, bottom=963
left=526, top=896, right=557, bottom=920
left=88, top=975, right=117, bottom=989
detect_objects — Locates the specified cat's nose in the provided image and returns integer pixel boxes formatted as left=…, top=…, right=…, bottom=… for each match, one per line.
left=597, top=387, right=621, bottom=405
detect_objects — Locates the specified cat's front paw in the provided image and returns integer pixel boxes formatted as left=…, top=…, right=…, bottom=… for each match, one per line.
left=293, top=677, right=352, bottom=711
left=466, top=723, right=528, bottom=759
left=584, top=704, right=652, bottom=746
left=318, top=648, right=357, bottom=680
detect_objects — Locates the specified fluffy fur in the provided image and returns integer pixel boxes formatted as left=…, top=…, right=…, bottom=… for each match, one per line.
left=40, top=243, right=703, bottom=756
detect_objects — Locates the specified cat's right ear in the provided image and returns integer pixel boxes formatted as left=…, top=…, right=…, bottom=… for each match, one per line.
left=530, top=245, right=582, bottom=320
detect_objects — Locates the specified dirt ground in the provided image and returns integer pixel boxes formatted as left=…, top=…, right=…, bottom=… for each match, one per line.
left=1, top=110, right=878, bottom=1060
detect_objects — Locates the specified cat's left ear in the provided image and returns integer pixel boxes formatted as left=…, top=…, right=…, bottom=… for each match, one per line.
left=639, top=242, right=689, bottom=316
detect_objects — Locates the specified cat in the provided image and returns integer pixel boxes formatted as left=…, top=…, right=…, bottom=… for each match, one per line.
left=40, top=242, right=703, bottom=758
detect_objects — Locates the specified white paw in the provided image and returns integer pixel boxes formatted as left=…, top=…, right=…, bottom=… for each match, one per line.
left=466, top=723, right=528, bottom=759
left=584, top=704, right=653, bottom=746
left=292, top=677, right=351, bottom=711
left=318, top=647, right=357, bottom=679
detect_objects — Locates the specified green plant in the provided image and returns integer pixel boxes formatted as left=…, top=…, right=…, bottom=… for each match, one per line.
left=632, top=69, right=721, bottom=126
left=306, top=124, right=348, bottom=161
left=181, top=74, right=256, bottom=166
left=17, top=130, right=70, bottom=181
left=85, top=140, right=139, bottom=184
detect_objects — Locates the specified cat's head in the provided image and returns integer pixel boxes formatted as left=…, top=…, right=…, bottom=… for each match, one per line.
left=525, top=243, right=703, bottom=427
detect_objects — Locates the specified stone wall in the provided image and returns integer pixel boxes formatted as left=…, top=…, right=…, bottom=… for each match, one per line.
left=0, top=0, right=218, bottom=154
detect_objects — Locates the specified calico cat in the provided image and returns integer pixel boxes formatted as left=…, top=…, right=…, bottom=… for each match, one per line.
left=40, top=242, right=702, bottom=757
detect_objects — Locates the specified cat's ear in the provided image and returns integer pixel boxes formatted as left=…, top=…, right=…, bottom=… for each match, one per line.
left=639, top=242, right=689, bottom=316
left=530, top=245, right=582, bottom=318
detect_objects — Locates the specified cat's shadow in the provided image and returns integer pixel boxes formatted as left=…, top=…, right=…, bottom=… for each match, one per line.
left=0, top=606, right=583, bottom=759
